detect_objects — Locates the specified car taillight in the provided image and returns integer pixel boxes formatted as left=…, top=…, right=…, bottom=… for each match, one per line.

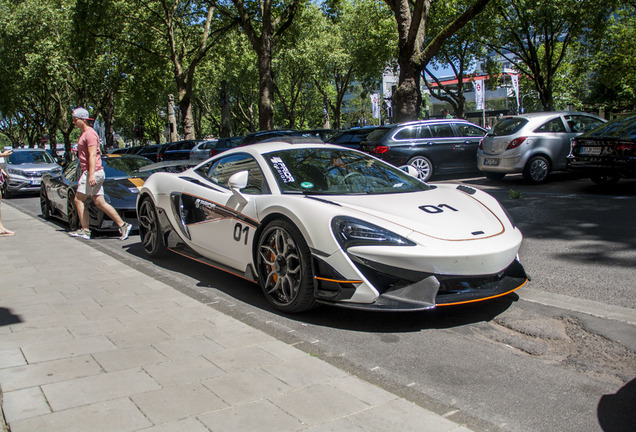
left=209, top=149, right=217, bottom=157
left=507, top=137, right=527, bottom=150
left=371, top=145, right=390, bottom=155
left=478, top=139, right=483, bottom=150
left=157, top=153, right=164, bottom=161
left=615, top=141, right=636, bottom=156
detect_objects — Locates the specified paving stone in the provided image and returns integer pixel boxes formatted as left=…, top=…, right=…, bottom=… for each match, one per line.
left=143, top=356, right=224, bottom=387
left=0, top=348, right=26, bottom=369
left=133, top=382, right=228, bottom=424
left=269, top=382, right=370, bottom=426
left=263, top=355, right=347, bottom=388
left=197, top=400, right=303, bottom=432
left=204, top=345, right=283, bottom=373
left=21, top=335, right=116, bottom=363
left=0, top=355, right=102, bottom=392
left=152, top=334, right=224, bottom=360
left=136, top=417, right=210, bottom=432
left=93, top=346, right=167, bottom=372
left=0, top=327, right=72, bottom=351
left=8, top=398, right=152, bottom=432
left=346, top=398, right=461, bottom=432
left=202, top=368, right=292, bottom=405
left=2, top=387, right=51, bottom=422
left=106, top=326, right=172, bottom=349
left=42, top=368, right=161, bottom=411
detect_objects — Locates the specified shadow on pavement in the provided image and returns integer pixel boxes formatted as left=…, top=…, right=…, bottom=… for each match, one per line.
left=598, top=377, right=636, bottom=432
left=0, top=307, right=22, bottom=326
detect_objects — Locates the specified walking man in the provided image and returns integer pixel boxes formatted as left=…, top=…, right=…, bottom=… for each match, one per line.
left=69, top=107, right=132, bottom=240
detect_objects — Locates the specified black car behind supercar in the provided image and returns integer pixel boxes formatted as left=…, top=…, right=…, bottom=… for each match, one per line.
left=567, top=114, right=636, bottom=185
left=40, top=154, right=155, bottom=233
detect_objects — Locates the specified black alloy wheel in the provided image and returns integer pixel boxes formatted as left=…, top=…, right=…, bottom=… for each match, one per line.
left=67, top=191, right=79, bottom=231
left=138, top=197, right=167, bottom=257
left=256, top=219, right=316, bottom=313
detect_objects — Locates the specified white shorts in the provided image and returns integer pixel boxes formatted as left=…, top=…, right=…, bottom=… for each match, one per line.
left=77, top=170, right=105, bottom=196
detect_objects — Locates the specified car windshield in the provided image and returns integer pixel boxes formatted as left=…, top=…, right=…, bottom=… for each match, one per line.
left=8, top=151, right=56, bottom=164
left=264, top=148, right=431, bottom=195
left=488, top=118, right=528, bottom=137
left=584, top=115, right=636, bottom=139
left=103, top=156, right=154, bottom=178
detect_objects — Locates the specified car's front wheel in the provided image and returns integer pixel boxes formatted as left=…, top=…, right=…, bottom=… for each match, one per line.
left=40, top=185, right=51, bottom=219
left=256, top=219, right=316, bottom=313
left=67, top=191, right=79, bottom=231
left=138, top=197, right=167, bottom=257
left=408, top=156, right=433, bottom=182
left=523, top=155, right=550, bottom=184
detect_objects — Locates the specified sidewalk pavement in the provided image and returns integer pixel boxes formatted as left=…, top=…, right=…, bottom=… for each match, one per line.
left=0, top=203, right=475, bottom=432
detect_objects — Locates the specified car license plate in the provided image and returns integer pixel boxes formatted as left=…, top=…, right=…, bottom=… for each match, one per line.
left=484, top=158, right=499, bottom=166
left=580, top=147, right=601, bottom=156
left=30, top=180, right=41, bottom=186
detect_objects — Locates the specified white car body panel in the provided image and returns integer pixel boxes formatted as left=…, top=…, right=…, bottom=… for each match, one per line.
left=138, top=140, right=528, bottom=312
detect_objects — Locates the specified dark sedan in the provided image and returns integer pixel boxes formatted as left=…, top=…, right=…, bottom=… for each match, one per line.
left=360, top=120, right=486, bottom=181
left=567, top=114, right=636, bottom=185
left=40, top=154, right=155, bottom=233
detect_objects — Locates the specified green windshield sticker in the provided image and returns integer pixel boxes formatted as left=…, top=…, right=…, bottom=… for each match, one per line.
left=300, top=182, right=314, bottom=189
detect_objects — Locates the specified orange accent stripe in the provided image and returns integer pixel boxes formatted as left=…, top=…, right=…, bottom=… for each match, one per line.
left=128, top=177, right=145, bottom=190
left=436, top=279, right=528, bottom=307
left=314, top=276, right=363, bottom=284
left=168, top=248, right=258, bottom=284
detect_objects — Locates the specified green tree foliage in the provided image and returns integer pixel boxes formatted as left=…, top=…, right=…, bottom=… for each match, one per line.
left=486, top=0, right=615, bottom=112
left=586, top=4, right=636, bottom=111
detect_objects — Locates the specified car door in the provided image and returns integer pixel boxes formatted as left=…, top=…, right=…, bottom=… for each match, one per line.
left=49, top=161, right=80, bottom=216
left=425, top=122, right=466, bottom=173
left=533, top=116, right=570, bottom=170
left=452, top=122, right=487, bottom=172
left=176, top=153, right=266, bottom=271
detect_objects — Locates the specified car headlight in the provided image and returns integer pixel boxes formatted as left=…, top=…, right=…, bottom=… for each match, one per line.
left=8, top=168, right=24, bottom=176
left=331, top=216, right=415, bottom=249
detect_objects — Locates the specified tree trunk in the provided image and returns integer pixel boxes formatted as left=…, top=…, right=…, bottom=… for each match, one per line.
left=258, top=45, right=274, bottom=131
left=394, top=59, right=422, bottom=123
left=220, top=80, right=232, bottom=137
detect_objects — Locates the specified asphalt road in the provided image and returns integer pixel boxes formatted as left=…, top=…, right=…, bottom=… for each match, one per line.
left=6, top=173, right=636, bottom=432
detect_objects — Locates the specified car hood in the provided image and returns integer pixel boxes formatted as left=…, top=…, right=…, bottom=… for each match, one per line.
left=103, top=177, right=146, bottom=202
left=323, top=184, right=507, bottom=241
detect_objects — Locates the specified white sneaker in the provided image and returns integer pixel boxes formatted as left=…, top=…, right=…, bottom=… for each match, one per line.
left=69, top=228, right=90, bottom=240
left=119, top=222, right=132, bottom=241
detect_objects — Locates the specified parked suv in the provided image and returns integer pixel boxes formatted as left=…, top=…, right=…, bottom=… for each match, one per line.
left=359, top=120, right=486, bottom=181
left=477, top=111, right=605, bottom=183
left=2, top=148, right=62, bottom=197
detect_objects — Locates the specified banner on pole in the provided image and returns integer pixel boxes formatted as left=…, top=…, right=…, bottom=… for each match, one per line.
left=509, top=73, right=520, bottom=112
left=370, top=93, right=381, bottom=119
left=473, top=80, right=485, bottom=110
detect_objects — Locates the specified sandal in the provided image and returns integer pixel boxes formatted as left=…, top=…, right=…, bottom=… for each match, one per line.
left=0, top=229, right=15, bottom=237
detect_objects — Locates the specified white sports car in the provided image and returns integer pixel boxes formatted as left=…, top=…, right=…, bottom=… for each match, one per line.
left=137, top=138, right=528, bottom=313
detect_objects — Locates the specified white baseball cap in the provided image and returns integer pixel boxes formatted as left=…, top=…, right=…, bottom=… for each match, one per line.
left=72, top=107, right=93, bottom=120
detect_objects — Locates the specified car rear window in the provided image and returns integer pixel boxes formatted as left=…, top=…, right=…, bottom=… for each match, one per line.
left=489, top=118, right=528, bottom=136
left=362, top=127, right=391, bottom=142
left=584, top=115, right=636, bottom=139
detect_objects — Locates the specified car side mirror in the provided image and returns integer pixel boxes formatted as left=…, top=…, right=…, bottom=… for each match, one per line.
left=228, top=171, right=249, bottom=205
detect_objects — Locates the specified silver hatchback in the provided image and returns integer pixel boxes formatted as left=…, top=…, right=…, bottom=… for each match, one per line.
left=477, top=112, right=605, bottom=183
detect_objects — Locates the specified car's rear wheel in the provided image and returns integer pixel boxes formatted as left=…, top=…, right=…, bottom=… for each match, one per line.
left=138, top=197, right=167, bottom=257
left=67, top=192, right=79, bottom=231
left=408, top=156, right=433, bottom=182
left=485, top=172, right=506, bottom=181
left=40, top=185, right=51, bottom=219
left=256, top=219, right=316, bottom=313
left=591, top=175, right=620, bottom=185
left=523, top=155, right=550, bottom=184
